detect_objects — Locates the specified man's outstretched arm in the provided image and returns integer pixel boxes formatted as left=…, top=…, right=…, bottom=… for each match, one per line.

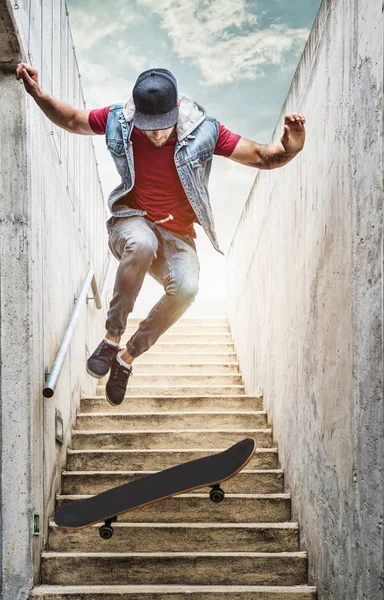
left=16, top=62, right=94, bottom=135
left=228, top=113, right=306, bottom=169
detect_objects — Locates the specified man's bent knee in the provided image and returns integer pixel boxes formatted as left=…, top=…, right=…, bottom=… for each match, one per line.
left=171, top=280, right=199, bottom=303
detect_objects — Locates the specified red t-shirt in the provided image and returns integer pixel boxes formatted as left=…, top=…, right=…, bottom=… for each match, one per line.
left=89, top=105, right=241, bottom=237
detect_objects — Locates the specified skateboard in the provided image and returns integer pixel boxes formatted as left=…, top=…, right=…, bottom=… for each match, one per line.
left=54, top=437, right=256, bottom=539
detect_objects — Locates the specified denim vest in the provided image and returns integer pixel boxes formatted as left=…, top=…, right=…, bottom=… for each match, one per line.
left=104, top=95, right=224, bottom=256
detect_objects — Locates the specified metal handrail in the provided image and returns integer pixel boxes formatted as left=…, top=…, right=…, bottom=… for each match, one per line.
left=43, top=255, right=114, bottom=398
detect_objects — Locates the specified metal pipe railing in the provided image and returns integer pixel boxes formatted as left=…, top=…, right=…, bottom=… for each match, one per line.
left=43, top=256, right=113, bottom=398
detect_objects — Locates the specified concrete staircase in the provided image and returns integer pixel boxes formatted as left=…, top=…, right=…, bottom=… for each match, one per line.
left=30, top=317, right=317, bottom=599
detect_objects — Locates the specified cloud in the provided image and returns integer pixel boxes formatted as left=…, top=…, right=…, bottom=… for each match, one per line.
left=77, top=62, right=134, bottom=107
left=112, top=40, right=149, bottom=72
left=136, top=0, right=309, bottom=85
left=67, top=3, right=140, bottom=50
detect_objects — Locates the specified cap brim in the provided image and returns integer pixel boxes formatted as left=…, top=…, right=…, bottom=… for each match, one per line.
left=133, top=106, right=178, bottom=131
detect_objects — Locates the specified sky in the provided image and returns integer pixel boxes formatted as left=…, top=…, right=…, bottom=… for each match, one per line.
left=66, top=0, right=322, bottom=318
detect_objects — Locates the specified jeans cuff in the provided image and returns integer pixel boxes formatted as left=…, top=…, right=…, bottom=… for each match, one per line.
left=105, top=321, right=125, bottom=337
left=125, top=342, right=141, bottom=359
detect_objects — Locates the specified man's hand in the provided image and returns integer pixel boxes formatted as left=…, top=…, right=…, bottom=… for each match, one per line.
left=280, top=113, right=306, bottom=154
left=16, top=62, right=41, bottom=98
left=229, top=112, right=306, bottom=170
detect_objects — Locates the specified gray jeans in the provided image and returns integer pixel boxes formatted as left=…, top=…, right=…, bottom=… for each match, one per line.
left=105, top=216, right=200, bottom=358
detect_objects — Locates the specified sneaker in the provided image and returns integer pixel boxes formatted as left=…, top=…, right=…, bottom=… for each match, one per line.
left=105, top=353, right=134, bottom=406
left=86, top=339, right=121, bottom=378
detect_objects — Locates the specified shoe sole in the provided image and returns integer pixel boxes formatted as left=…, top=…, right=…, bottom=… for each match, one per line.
left=105, top=367, right=133, bottom=407
left=105, top=391, right=124, bottom=407
left=86, top=364, right=110, bottom=379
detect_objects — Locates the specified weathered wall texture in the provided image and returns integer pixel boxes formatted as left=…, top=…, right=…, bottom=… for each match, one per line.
left=226, top=0, right=383, bottom=598
left=0, top=1, right=110, bottom=597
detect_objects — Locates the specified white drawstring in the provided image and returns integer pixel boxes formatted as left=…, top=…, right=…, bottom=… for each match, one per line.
left=153, top=214, right=174, bottom=225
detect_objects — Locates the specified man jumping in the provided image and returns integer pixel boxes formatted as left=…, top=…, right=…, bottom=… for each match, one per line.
left=16, top=64, right=306, bottom=406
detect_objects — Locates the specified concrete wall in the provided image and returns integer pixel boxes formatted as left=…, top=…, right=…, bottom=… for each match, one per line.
left=0, top=1, right=111, bottom=597
left=225, top=0, right=383, bottom=598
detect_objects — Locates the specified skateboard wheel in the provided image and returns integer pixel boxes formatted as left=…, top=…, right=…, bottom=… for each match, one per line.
left=99, top=525, right=114, bottom=539
left=210, top=486, right=225, bottom=503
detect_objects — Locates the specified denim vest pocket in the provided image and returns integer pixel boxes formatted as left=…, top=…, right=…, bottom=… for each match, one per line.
left=107, top=140, right=126, bottom=156
left=189, top=149, right=212, bottom=165
left=189, top=151, right=212, bottom=185
left=107, top=140, right=130, bottom=183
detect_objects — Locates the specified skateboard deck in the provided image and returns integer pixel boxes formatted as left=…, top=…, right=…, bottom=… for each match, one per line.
left=55, top=437, right=256, bottom=538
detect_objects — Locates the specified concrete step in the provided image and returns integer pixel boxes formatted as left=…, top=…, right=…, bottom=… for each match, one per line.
left=121, top=334, right=232, bottom=344
left=135, top=342, right=235, bottom=356
left=60, top=469, right=284, bottom=495
left=48, top=522, right=299, bottom=553
left=127, top=317, right=228, bottom=326
left=95, top=385, right=246, bottom=397
left=41, top=551, right=308, bottom=586
left=128, top=340, right=235, bottom=360
left=80, top=395, right=263, bottom=413
left=132, top=352, right=238, bottom=363
left=98, top=374, right=243, bottom=386
left=30, top=584, right=318, bottom=598
left=70, top=430, right=274, bottom=450
left=66, top=448, right=279, bottom=471
left=74, top=411, right=268, bottom=431
left=124, top=325, right=230, bottom=334
left=118, top=362, right=241, bottom=374
left=55, top=493, right=291, bottom=523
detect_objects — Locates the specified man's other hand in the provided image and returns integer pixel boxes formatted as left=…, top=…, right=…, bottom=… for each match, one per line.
left=280, top=113, right=306, bottom=154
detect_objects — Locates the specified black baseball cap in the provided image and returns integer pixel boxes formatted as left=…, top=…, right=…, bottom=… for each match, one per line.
left=132, top=68, right=178, bottom=131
